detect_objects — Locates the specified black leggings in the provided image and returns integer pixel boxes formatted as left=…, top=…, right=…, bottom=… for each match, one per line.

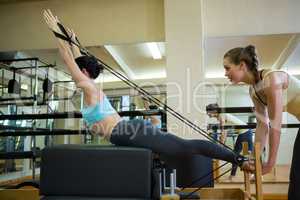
left=288, top=128, right=300, bottom=200
left=231, top=130, right=253, bottom=176
left=110, top=120, right=241, bottom=165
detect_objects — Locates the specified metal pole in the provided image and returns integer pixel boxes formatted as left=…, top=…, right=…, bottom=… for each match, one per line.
left=162, top=168, right=166, bottom=190
left=31, top=59, right=39, bottom=180
left=173, top=169, right=177, bottom=189
left=159, top=171, right=163, bottom=196
left=1, top=69, right=4, bottom=95
left=170, top=173, right=175, bottom=195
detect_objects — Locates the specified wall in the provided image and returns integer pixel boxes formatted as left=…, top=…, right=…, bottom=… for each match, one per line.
left=203, top=0, right=300, bottom=37
left=0, top=0, right=164, bottom=51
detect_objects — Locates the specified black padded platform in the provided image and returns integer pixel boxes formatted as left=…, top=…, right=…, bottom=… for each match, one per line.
left=40, top=145, right=153, bottom=200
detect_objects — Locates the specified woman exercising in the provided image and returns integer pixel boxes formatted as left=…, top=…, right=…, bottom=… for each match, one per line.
left=223, top=45, right=300, bottom=199
left=43, top=9, right=248, bottom=168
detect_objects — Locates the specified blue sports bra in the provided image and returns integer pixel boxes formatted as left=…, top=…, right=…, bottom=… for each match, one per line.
left=81, top=96, right=116, bottom=126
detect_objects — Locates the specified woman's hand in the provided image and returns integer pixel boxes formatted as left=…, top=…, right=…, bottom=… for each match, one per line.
left=42, top=9, right=92, bottom=90
left=43, top=9, right=61, bottom=33
left=43, top=9, right=75, bottom=64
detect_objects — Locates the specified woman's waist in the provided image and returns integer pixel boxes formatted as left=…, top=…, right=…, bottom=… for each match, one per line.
left=91, top=114, right=122, bottom=138
left=110, top=119, right=150, bottom=136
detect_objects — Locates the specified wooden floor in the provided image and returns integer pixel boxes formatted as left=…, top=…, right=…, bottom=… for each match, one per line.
left=0, top=164, right=290, bottom=200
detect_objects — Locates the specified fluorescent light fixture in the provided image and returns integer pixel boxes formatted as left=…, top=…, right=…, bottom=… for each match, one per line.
left=21, top=84, right=28, bottom=90
left=135, top=70, right=167, bottom=80
left=281, top=66, right=300, bottom=75
left=147, top=42, right=162, bottom=59
left=287, top=69, right=300, bottom=76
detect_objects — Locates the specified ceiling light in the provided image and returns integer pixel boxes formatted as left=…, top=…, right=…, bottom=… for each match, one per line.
left=147, top=42, right=162, bottom=59
left=135, top=70, right=167, bottom=80
left=288, top=70, right=300, bottom=76
left=282, top=67, right=300, bottom=76
left=21, top=84, right=28, bottom=90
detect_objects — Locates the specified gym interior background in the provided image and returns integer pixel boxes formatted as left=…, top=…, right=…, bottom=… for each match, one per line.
left=0, top=0, right=299, bottom=199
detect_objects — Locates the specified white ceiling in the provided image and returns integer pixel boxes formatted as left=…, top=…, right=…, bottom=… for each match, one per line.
left=104, top=42, right=166, bottom=80
left=204, top=34, right=297, bottom=78
left=13, top=33, right=299, bottom=85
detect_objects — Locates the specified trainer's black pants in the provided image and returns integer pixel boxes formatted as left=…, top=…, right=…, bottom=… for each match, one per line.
left=110, top=120, right=241, bottom=165
left=288, top=128, right=300, bottom=200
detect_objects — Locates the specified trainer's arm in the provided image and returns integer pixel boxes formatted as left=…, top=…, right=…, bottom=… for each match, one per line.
left=263, top=73, right=284, bottom=175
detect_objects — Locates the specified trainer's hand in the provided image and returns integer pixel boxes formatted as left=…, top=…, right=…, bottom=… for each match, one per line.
left=262, top=162, right=273, bottom=175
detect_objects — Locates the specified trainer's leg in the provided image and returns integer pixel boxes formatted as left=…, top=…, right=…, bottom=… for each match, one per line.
left=288, top=128, right=300, bottom=200
left=110, top=120, right=241, bottom=165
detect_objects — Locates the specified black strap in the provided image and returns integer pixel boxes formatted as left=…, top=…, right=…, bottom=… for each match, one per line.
left=53, top=31, right=71, bottom=43
left=259, top=69, right=264, bottom=80
left=53, top=22, right=80, bottom=47
left=253, top=85, right=267, bottom=106
left=53, top=30, right=88, bottom=55
left=57, top=22, right=72, bottom=45
left=253, top=70, right=267, bottom=106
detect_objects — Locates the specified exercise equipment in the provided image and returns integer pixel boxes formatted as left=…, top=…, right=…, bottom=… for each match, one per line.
left=208, top=123, right=300, bottom=130
left=42, top=77, right=53, bottom=94
left=206, top=106, right=254, bottom=113
left=39, top=145, right=154, bottom=199
left=0, top=129, right=89, bottom=137
left=0, top=150, right=40, bottom=160
left=7, top=69, right=20, bottom=94
left=160, top=154, right=213, bottom=188
left=0, top=96, right=35, bottom=102
left=160, top=173, right=180, bottom=200
left=0, top=110, right=165, bottom=120
left=1, top=143, right=264, bottom=200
